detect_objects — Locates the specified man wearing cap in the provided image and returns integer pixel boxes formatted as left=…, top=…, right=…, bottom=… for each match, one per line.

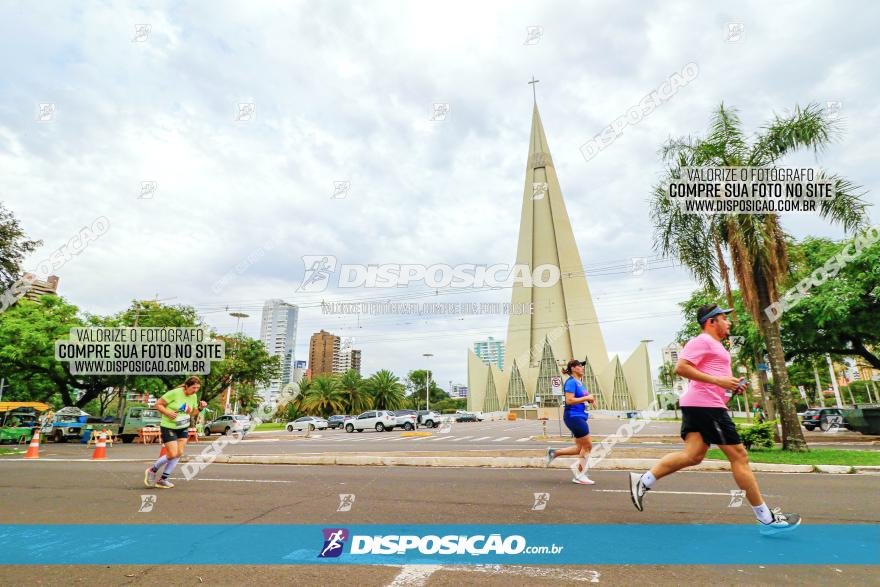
left=628, top=303, right=801, bottom=535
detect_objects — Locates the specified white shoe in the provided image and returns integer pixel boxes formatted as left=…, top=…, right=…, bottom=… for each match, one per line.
left=572, top=472, right=595, bottom=485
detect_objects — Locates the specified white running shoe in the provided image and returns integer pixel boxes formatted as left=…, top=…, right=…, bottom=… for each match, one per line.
left=758, top=507, right=802, bottom=535
left=544, top=447, right=556, bottom=467
left=572, top=472, right=595, bottom=485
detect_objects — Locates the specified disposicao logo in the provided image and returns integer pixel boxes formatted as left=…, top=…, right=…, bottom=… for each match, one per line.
left=318, top=528, right=349, bottom=558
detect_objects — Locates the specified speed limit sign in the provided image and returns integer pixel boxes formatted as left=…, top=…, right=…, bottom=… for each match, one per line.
left=550, top=376, right=563, bottom=396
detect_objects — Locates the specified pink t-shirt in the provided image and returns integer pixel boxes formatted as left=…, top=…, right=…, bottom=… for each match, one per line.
left=678, top=333, right=731, bottom=408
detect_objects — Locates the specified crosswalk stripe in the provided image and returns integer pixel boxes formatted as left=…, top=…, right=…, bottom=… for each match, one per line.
left=492, top=437, right=511, bottom=442
left=516, top=437, right=532, bottom=442
left=471, top=436, right=492, bottom=441
left=429, top=436, right=455, bottom=441
left=451, top=436, right=473, bottom=442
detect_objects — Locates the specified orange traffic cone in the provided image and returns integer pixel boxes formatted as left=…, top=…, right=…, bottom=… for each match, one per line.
left=23, top=428, right=41, bottom=459
left=91, top=431, right=108, bottom=460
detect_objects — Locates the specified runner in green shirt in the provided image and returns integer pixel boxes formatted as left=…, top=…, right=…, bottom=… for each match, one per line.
left=144, top=376, right=206, bottom=489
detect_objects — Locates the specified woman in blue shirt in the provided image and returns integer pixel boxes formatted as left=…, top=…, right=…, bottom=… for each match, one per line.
left=544, top=359, right=597, bottom=484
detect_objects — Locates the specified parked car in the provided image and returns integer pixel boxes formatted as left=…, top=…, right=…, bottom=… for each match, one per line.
left=391, top=410, right=418, bottom=431
left=327, top=415, right=352, bottom=429
left=345, top=410, right=397, bottom=432
left=204, top=414, right=252, bottom=436
left=286, top=416, right=329, bottom=432
left=801, top=408, right=852, bottom=431
left=455, top=411, right=478, bottom=422
left=416, top=410, right=442, bottom=428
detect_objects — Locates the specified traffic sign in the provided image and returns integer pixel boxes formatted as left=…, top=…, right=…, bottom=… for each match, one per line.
left=550, top=376, right=563, bottom=396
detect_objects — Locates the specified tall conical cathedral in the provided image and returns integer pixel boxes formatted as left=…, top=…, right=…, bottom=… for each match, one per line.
left=467, top=101, right=653, bottom=412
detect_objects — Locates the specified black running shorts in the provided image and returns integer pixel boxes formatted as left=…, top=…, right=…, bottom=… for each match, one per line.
left=680, top=407, right=742, bottom=446
left=160, top=426, right=189, bottom=443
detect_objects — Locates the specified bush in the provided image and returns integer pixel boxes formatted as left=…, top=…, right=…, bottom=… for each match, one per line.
left=736, top=419, right=777, bottom=450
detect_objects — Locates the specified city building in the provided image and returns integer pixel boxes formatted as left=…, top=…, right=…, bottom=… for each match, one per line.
left=258, top=299, right=299, bottom=399
left=661, top=342, right=687, bottom=396
left=22, top=273, right=59, bottom=301
left=474, top=336, right=505, bottom=370
left=309, top=330, right=339, bottom=376
left=467, top=96, right=653, bottom=413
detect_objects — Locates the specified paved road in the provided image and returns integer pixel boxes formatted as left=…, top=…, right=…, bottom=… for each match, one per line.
left=1, top=458, right=877, bottom=585
left=14, top=419, right=875, bottom=460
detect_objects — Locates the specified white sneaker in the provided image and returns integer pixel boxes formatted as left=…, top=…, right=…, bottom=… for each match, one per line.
left=572, top=472, right=595, bottom=485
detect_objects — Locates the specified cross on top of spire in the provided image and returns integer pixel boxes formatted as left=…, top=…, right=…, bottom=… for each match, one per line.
left=528, top=76, right=540, bottom=104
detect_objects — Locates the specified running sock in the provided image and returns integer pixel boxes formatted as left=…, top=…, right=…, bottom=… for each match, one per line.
left=161, top=457, right=180, bottom=479
left=753, top=503, right=773, bottom=524
left=150, top=454, right=169, bottom=472
left=640, top=471, right=657, bottom=489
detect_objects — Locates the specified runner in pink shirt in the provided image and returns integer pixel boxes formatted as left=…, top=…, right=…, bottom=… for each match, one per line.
left=627, top=303, right=801, bottom=535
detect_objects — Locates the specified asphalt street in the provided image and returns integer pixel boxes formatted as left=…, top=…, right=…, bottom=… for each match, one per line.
left=1, top=458, right=877, bottom=585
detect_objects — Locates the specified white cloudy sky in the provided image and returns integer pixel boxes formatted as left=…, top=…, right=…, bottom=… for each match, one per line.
left=2, top=0, right=877, bottom=390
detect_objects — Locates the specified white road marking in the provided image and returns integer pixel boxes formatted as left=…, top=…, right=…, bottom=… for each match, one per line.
left=471, top=436, right=492, bottom=441
left=516, top=437, right=532, bottom=442
left=450, top=436, right=473, bottom=442
left=492, top=437, right=511, bottom=442
left=428, top=436, right=455, bottom=441
left=386, top=565, right=443, bottom=586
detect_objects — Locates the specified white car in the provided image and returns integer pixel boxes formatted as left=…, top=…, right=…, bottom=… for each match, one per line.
left=390, top=410, right=418, bottom=431
left=286, top=416, right=329, bottom=432
left=345, top=410, right=397, bottom=432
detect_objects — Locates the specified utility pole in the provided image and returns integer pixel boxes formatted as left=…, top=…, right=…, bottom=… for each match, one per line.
left=826, top=354, right=843, bottom=408
left=423, top=353, right=433, bottom=411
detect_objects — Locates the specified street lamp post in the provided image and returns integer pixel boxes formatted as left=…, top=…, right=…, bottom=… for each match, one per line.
left=228, top=312, right=249, bottom=415
left=423, top=353, right=433, bottom=411
left=826, top=354, right=844, bottom=408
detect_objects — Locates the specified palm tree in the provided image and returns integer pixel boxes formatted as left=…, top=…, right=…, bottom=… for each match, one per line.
left=651, top=103, right=868, bottom=451
left=658, top=361, right=676, bottom=390
left=365, top=369, right=405, bottom=410
left=302, top=375, right=345, bottom=417
left=338, top=369, right=372, bottom=415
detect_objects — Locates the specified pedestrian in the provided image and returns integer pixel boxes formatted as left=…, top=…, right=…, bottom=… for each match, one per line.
left=628, top=304, right=801, bottom=534
left=144, top=376, right=207, bottom=489
left=544, top=359, right=597, bottom=484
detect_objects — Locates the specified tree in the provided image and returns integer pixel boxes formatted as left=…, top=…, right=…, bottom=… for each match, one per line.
left=0, top=202, right=42, bottom=289
left=651, top=103, right=869, bottom=450
left=338, top=369, right=372, bottom=414
left=302, top=375, right=345, bottom=417
left=658, top=361, right=676, bottom=389
left=405, top=369, right=448, bottom=409
left=199, top=333, right=280, bottom=406
left=779, top=237, right=880, bottom=369
left=366, top=370, right=405, bottom=410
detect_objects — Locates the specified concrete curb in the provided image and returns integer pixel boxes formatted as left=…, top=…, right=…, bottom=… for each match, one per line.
left=206, top=454, right=833, bottom=474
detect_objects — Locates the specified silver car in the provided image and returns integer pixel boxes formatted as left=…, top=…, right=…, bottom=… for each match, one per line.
left=204, top=414, right=252, bottom=436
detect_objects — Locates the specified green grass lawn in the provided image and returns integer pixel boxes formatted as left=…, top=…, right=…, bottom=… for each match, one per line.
left=253, top=422, right=286, bottom=431
left=0, top=447, right=23, bottom=455
left=706, top=447, right=880, bottom=466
